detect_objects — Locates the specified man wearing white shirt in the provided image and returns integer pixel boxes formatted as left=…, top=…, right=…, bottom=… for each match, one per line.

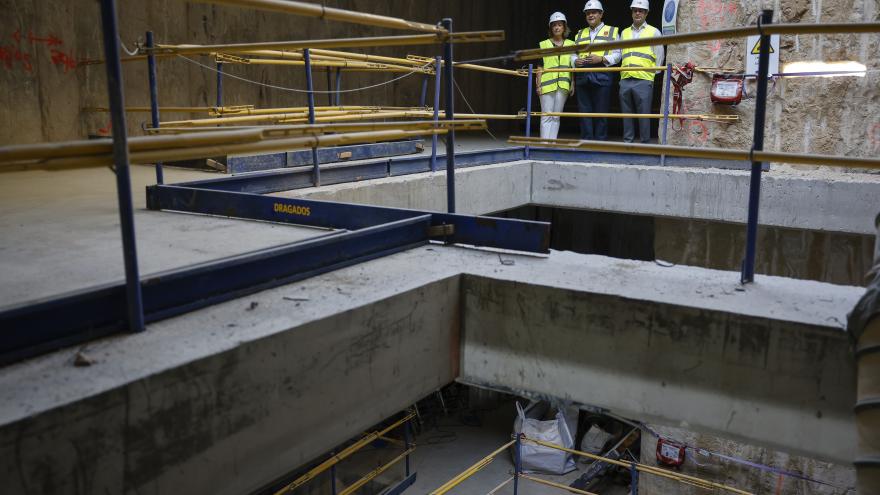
left=573, top=0, right=621, bottom=141
left=619, top=0, right=664, bottom=143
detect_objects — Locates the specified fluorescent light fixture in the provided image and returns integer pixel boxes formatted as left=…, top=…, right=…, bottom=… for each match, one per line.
left=782, top=61, right=867, bottom=78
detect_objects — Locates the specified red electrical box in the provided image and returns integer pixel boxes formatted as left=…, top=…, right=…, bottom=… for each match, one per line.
left=710, top=74, right=744, bottom=105
left=656, top=438, right=687, bottom=468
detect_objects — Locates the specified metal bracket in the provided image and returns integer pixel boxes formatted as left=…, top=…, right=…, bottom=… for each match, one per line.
left=429, top=224, right=454, bottom=237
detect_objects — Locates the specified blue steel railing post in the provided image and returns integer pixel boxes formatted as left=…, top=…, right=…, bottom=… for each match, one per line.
left=513, top=434, right=522, bottom=495
left=145, top=31, right=164, bottom=184
left=326, top=70, right=333, bottom=106
left=334, top=68, right=342, bottom=106
left=404, top=417, right=412, bottom=476
left=442, top=18, right=455, bottom=213
left=420, top=75, right=429, bottom=107
left=99, top=0, right=145, bottom=333
left=216, top=62, right=223, bottom=108
left=430, top=55, right=442, bottom=173
left=330, top=450, right=337, bottom=495
left=524, top=64, right=534, bottom=159
left=304, top=48, right=321, bottom=186
left=741, top=9, right=773, bottom=284
left=630, top=462, right=639, bottom=495
left=661, top=63, right=672, bottom=166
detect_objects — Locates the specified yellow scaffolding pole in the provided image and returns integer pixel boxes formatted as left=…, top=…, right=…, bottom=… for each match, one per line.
left=273, top=411, right=416, bottom=495
left=429, top=439, right=517, bottom=495
left=523, top=436, right=751, bottom=494
left=407, top=55, right=526, bottom=77
left=337, top=448, right=415, bottom=495
left=515, top=22, right=880, bottom=61
left=149, top=30, right=505, bottom=57
left=522, top=111, right=739, bottom=122
left=1, top=129, right=445, bottom=172
left=214, top=53, right=434, bottom=73
left=529, top=66, right=668, bottom=74
left=146, top=120, right=487, bottom=136
left=188, top=0, right=444, bottom=34
left=507, top=136, right=880, bottom=170
left=519, top=473, right=599, bottom=495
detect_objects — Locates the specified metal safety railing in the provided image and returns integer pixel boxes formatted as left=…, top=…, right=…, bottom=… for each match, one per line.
left=429, top=433, right=752, bottom=495
left=0, top=0, right=495, bottom=357
left=272, top=411, right=416, bottom=495
left=505, top=11, right=880, bottom=285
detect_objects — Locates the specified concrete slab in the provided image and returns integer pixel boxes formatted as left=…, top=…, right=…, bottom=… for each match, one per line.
left=0, top=240, right=862, bottom=493
left=0, top=165, right=328, bottom=306
left=532, top=162, right=880, bottom=235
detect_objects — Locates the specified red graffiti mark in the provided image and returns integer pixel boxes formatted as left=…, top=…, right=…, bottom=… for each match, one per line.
left=2, top=46, right=34, bottom=72
left=28, top=32, right=63, bottom=47
left=869, top=123, right=880, bottom=152
left=97, top=122, right=112, bottom=136
left=11, top=29, right=21, bottom=44
left=50, top=48, right=77, bottom=72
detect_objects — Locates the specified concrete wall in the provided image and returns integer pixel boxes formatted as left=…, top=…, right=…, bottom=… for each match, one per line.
left=459, top=274, right=856, bottom=464
left=0, top=0, right=553, bottom=144
left=664, top=0, right=880, bottom=163
left=639, top=424, right=856, bottom=495
left=0, top=277, right=460, bottom=494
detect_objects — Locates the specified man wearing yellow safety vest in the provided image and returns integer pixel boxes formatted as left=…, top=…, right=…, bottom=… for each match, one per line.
left=619, top=0, right=665, bottom=143
left=537, top=12, right=576, bottom=139
left=573, top=0, right=621, bottom=141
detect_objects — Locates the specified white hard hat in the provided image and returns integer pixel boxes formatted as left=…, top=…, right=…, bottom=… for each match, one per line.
left=583, top=0, right=604, bottom=12
left=549, top=12, right=568, bottom=25
left=630, top=0, right=650, bottom=10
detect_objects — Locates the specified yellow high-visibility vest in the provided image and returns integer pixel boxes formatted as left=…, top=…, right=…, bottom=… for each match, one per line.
left=574, top=24, right=618, bottom=60
left=539, top=38, right=576, bottom=94
left=620, top=24, right=660, bottom=81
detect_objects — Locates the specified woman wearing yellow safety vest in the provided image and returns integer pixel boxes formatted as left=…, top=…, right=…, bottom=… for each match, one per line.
left=537, top=12, right=576, bottom=139
left=619, top=0, right=665, bottom=143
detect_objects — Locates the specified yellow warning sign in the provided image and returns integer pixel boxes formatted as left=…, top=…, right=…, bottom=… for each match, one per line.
left=750, top=38, right=775, bottom=55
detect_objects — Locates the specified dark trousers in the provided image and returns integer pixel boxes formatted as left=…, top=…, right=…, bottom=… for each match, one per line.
left=619, top=78, right=653, bottom=143
left=575, top=74, right=612, bottom=141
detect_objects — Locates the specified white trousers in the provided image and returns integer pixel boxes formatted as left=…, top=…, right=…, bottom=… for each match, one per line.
left=539, top=88, right=569, bottom=139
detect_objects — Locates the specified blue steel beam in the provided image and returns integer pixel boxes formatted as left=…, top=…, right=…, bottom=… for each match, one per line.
left=0, top=216, right=431, bottom=365
left=146, top=185, right=551, bottom=253
left=168, top=146, right=754, bottom=195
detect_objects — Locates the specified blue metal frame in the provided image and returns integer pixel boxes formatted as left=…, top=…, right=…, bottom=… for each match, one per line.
left=661, top=63, right=672, bottom=167
left=525, top=64, right=534, bottom=159
left=100, top=0, right=144, bottom=334
left=430, top=55, right=442, bottom=173
left=146, top=185, right=550, bottom=253
left=384, top=473, right=417, bottom=495
left=334, top=68, right=342, bottom=106
left=146, top=31, right=164, bottom=184
left=216, top=62, right=223, bottom=108
left=304, top=48, right=321, bottom=187
left=0, top=216, right=432, bottom=364
left=442, top=18, right=456, bottom=214
left=225, top=140, right=424, bottom=173
left=741, top=10, right=773, bottom=284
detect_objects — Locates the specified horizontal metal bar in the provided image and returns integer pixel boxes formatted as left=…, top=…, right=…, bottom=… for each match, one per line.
left=146, top=185, right=551, bottom=253
left=510, top=136, right=880, bottom=169
left=224, top=140, right=423, bottom=173
left=186, top=0, right=444, bottom=33
left=514, top=22, right=880, bottom=61
left=0, top=217, right=431, bottom=365
left=151, top=30, right=504, bottom=56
